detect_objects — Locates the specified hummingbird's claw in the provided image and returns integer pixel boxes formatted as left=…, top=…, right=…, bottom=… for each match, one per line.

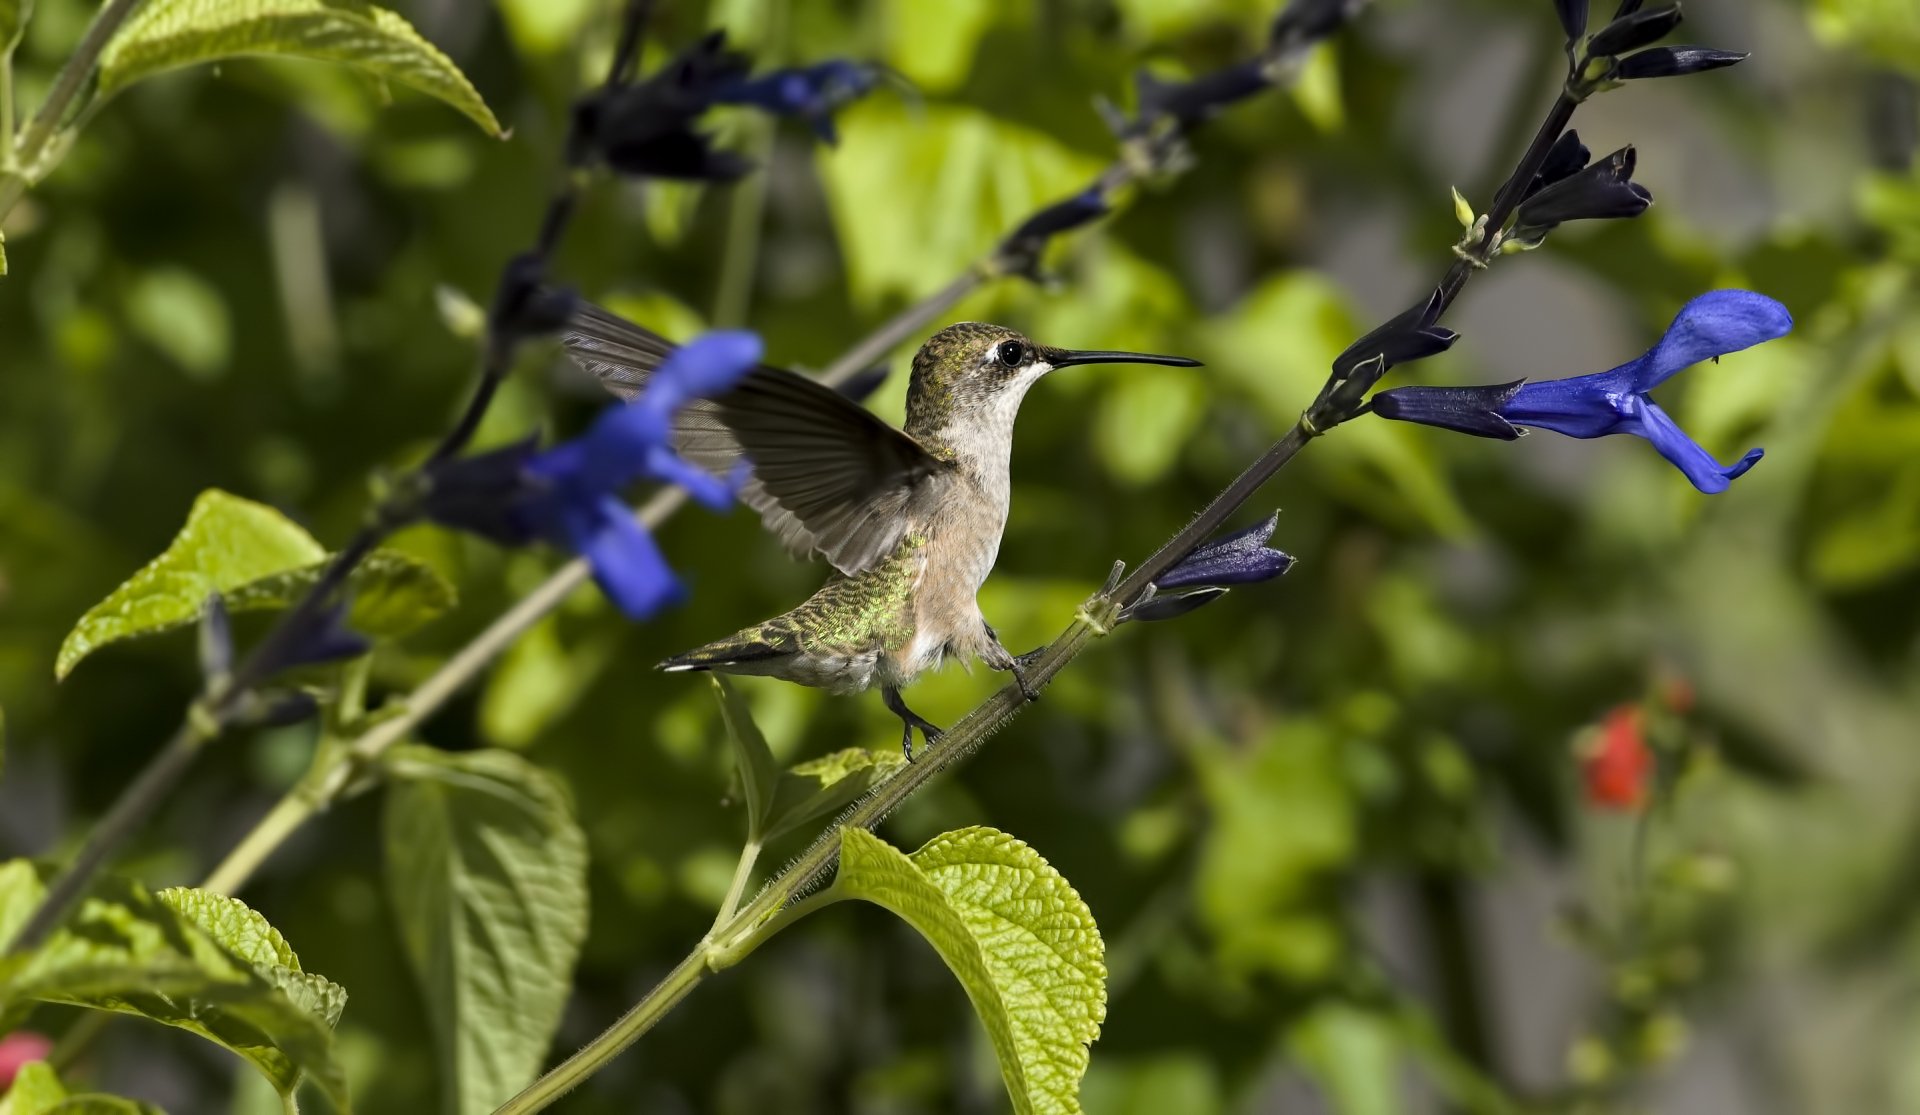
left=1011, top=652, right=1044, bottom=703
left=884, top=686, right=943, bottom=762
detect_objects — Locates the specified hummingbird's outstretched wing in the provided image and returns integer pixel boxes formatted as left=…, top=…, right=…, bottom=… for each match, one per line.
left=562, top=302, right=953, bottom=575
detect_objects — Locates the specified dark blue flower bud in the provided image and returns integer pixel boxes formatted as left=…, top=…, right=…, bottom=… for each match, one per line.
left=1527, top=130, right=1592, bottom=197
left=419, top=436, right=545, bottom=546
left=1554, top=0, right=1588, bottom=44
left=258, top=601, right=372, bottom=675
left=1588, top=4, right=1682, bottom=56
left=1154, top=513, right=1295, bottom=591
left=1371, top=381, right=1525, bottom=440
left=1270, top=0, right=1367, bottom=49
left=577, top=31, right=759, bottom=181
left=1612, top=0, right=1646, bottom=17
left=1514, top=145, right=1651, bottom=232
left=711, top=59, right=886, bottom=145
left=1136, top=60, right=1271, bottom=129
left=1615, top=46, right=1748, bottom=79
left=491, top=256, right=579, bottom=339
left=1124, top=586, right=1229, bottom=623
left=1333, top=290, right=1461, bottom=380
left=1006, top=188, right=1109, bottom=244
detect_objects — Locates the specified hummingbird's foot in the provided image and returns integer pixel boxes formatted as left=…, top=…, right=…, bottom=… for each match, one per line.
left=882, top=686, right=944, bottom=763
left=1010, top=649, right=1045, bottom=703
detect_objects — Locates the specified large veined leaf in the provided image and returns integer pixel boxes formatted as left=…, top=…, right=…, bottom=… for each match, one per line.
left=382, top=747, right=590, bottom=1115
left=0, top=1058, right=168, bottom=1114
left=836, top=827, right=1106, bottom=1115
left=56, top=488, right=454, bottom=678
left=56, top=489, right=324, bottom=679
left=0, top=863, right=348, bottom=1108
left=97, top=0, right=502, bottom=137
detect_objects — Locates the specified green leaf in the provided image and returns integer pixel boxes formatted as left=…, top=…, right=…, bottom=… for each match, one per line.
left=225, top=550, right=458, bottom=640
left=125, top=267, right=231, bottom=380
left=56, top=489, right=324, bottom=680
left=836, top=827, right=1106, bottom=1115
left=1288, top=1004, right=1404, bottom=1115
left=0, top=1061, right=168, bottom=1115
left=478, top=614, right=617, bottom=749
left=0, top=864, right=347, bottom=1108
left=97, top=0, right=503, bottom=137
left=1, top=1062, right=68, bottom=1115
left=711, top=677, right=778, bottom=838
left=382, top=747, right=590, bottom=1115
left=763, top=747, right=904, bottom=841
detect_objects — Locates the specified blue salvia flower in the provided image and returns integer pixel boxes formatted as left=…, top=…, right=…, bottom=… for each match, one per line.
left=424, top=331, right=762, bottom=617
left=712, top=60, right=884, bottom=145
left=1373, top=290, right=1793, bottom=494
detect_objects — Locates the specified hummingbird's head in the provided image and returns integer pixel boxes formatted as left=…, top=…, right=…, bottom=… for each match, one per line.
left=904, top=322, right=1200, bottom=447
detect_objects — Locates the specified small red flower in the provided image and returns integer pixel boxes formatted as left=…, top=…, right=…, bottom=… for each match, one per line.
left=0, top=1030, right=53, bottom=1088
left=1583, top=704, right=1654, bottom=811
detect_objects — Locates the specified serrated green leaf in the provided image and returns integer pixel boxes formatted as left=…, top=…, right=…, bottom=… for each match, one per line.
left=836, top=827, right=1106, bottom=1115
left=226, top=550, right=457, bottom=640
left=0, top=863, right=347, bottom=1108
left=382, top=747, right=589, bottom=1115
left=763, top=747, right=904, bottom=841
left=97, top=0, right=502, bottom=137
left=0, top=1062, right=168, bottom=1115
left=56, top=489, right=324, bottom=680
left=157, top=888, right=346, bottom=1028
left=1, top=1062, right=67, bottom=1115
left=711, top=677, right=778, bottom=838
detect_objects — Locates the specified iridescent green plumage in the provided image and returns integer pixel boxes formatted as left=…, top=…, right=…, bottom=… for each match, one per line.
left=561, top=307, right=1199, bottom=757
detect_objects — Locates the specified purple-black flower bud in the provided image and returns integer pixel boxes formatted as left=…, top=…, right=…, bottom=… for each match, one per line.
left=1154, top=513, right=1295, bottom=591
left=1554, top=0, right=1588, bottom=44
left=1526, top=130, right=1592, bottom=198
left=1614, top=46, right=1748, bottom=80
left=1333, top=290, right=1461, bottom=381
left=1588, top=4, right=1682, bottom=56
left=1136, top=60, right=1272, bottom=129
left=1371, top=381, right=1526, bottom=440
left=1513, top=145, right=1651, bottom=233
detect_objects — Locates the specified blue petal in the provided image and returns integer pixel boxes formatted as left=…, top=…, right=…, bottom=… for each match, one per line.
left=1625, top=290, right=1794, bottom=391
left=1502, top=376, right=1632, bottom=438
left=562, top=494, right=686, bottom=618
left=1155, top=513, right=1294, bottom=590
left=644, top=444, right=734, bottom=510
left=640, top=330, right=763, bottom=420
left=1621, top=398, right=1763, bottom=493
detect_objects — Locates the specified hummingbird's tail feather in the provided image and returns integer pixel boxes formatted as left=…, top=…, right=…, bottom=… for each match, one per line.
left=657, top=637, right=793, bottom=674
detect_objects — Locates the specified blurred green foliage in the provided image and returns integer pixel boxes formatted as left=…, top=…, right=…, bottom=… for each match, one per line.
left=1, top=0, right=1916, bottom=1112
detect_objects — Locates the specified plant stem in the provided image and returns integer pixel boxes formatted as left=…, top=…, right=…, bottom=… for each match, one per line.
left=0, top=0, right=149, bottom=218
left=493, top=949, right=708, bottom=1115
left=2, top=713, right=215, bottom=955
left=712, top=840, right=761, bottom=929
left=201, top=787, right=326, bottom=896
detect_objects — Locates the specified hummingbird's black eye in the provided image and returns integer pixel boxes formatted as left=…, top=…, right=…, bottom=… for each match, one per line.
left=996, top=340, right=1026, bottom=368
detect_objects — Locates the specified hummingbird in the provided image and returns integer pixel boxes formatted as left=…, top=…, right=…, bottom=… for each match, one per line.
left=563, top=303, right=1201, bottom=757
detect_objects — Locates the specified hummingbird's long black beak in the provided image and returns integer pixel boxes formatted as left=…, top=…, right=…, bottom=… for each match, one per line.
left=1045, top=347, right=1203, bottom=369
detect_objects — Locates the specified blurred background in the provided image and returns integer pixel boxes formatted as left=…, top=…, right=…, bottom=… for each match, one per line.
left=2, top=0, right=1917, bottom=1111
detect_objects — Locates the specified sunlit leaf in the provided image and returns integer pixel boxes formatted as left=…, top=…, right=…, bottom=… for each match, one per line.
left=382, top=747, right=589, bottom=1115
left=0, top=863, right=347, bottom=1107
left=478, top=614, right=617, bottom=748
left=763, top=747, right=905, bottom=841
left=0, top=1061, right=167, bottom=1114
left=98, top=0, right=503, bottom=136
left=836, top=827, right=1106, bottom=1115
left=225, top=550, right=458, bottom=640
left=56, top=490, right=324, bottom=680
